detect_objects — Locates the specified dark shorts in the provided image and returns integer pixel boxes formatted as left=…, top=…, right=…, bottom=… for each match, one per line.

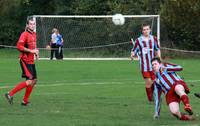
left=166, top=81, right=190, bottom=105
left=20, top=59, right=37, bottom=80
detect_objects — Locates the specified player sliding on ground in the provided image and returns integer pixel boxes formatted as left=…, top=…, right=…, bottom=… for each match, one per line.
left=152, top=57, right=194, bottom=120
left=5, top=17, right=38, bottom=106
left=131, top=23, right=161, bottom=102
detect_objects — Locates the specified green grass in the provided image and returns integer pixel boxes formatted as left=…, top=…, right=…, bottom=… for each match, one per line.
left=0, top=48, right=130, bottom=59
left=0, top=59, right=200, bottom=126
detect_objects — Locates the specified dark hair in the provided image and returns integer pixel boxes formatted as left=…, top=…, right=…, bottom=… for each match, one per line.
left=26, top=17, right=34, bottom=24
left=25, top=17, right=35, bottom=31
left=151, top=57, right=161, bottom=63
left=141, top=23, right=150, bottom=29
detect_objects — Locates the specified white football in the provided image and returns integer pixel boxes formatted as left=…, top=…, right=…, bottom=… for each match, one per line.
left=112, top=14, right=125, bottom=25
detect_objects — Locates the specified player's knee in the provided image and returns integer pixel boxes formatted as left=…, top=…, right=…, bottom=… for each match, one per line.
left=175, top=84, right=184, bottom=91
left=175, top=85, right=186, bottom=96
left=145, top=80, right=152, bottom=88
left=26, top=80, right=32, bottom=85
left=26, top=79, right=37, bottom=86
left=32, top=79, right=37, bottom=86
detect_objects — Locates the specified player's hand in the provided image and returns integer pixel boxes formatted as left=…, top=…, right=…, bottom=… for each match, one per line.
left=131, top=51, right=135, bottom=60
left=35, top=53, right=39, bottom=60
left=159, top=66, right=166, bottom=73
left=35, top=49, right=39, bottom=60
left=36, top=49, right=39, bottom=55
left=31, top=49, right=39, bottom=60
left=31, top=49, right=39, bottom=55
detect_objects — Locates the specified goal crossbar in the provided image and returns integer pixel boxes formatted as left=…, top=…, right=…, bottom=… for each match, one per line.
left=32, top=15, right=160, bottom=18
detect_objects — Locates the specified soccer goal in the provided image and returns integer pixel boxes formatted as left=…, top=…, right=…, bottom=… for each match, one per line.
left=31, top=15, right=160, bottom=60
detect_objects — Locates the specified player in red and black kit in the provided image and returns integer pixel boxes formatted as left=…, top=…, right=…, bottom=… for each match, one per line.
left=5, top=17, right=39, bottom=106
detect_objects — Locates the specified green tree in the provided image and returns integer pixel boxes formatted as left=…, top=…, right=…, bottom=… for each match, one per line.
left=70, top=0, right=110, bottom=15
left=0, top=0, right=23, bottom=45
left=161, top=0, right=200, bottom=50
left=1, top=0, right=200, bottom=51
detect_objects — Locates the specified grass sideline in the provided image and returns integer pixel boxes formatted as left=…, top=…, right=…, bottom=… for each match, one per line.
left=0, top=59, right=200, bottom=126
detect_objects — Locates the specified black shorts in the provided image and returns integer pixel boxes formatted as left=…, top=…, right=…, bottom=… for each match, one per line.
left=20, top=59, right=37, bottom=80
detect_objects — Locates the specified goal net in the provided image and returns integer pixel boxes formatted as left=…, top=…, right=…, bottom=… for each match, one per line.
left=32, top=15, right=160, bottom=59
left=1, top=15, right=199, bottom=60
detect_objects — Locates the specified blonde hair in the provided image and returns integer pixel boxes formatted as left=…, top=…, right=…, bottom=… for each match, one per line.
left=52, top=28, right=58, bottom=33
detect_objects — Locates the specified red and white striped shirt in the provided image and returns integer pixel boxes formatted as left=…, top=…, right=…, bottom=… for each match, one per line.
left=154, top=63, right=183, bottom=94
left=132, top=35, right=160, bottom=72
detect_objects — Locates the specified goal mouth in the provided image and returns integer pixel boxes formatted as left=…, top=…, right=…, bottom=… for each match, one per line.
left=32, top=15, right=160, bottom=59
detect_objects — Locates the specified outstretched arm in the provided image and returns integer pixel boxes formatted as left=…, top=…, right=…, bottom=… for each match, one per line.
left=164, top=63, right=183, bottom=72
left=131, top=39, right=139, bottom=59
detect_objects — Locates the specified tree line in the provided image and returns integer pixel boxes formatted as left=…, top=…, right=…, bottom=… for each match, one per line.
left=0, top=0, right=199, bottom=50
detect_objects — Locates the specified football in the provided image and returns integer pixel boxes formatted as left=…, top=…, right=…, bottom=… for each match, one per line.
left=112, top=14, right=125, bottom=25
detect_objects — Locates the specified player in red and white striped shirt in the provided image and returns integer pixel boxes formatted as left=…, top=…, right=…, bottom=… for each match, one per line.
left=152, top=57, right=194, bottom=120
left=131, top=23, right=161, bottom=102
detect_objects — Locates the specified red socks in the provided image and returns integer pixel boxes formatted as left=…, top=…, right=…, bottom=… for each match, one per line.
left=8, top=81, right=34, bottom=103
left=146, top=87, right=153, bottom=102
left=181, top=95, right=189, bottom=106
left=23, top=85, right=34, bottom=103
left=9, top=81, right=27, bottom=96
left=180, top=114, right=191, bottom=120
left=173, top=114, right=192, bottom=121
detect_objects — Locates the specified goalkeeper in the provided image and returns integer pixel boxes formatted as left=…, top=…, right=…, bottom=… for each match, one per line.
left=152, top=57, right=194, bottom=120
left=55, top=29, right=64, bottom=59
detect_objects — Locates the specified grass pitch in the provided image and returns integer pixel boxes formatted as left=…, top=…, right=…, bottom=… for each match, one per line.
left=0, top=59, right=200, bottom=126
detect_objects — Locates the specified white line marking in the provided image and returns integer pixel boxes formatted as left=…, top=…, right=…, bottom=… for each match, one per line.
left=186, top=80, right=200, bottom=82
left=0, top=81, right=138, bottom=89
left=0, top=80, right=199, bottom=89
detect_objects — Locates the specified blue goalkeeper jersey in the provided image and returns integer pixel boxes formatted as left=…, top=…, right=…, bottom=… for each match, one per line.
left=56, top=34, right=63, bottom=46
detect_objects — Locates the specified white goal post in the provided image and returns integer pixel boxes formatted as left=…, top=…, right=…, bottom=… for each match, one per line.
left=30, top=15, right=160, bottom=60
